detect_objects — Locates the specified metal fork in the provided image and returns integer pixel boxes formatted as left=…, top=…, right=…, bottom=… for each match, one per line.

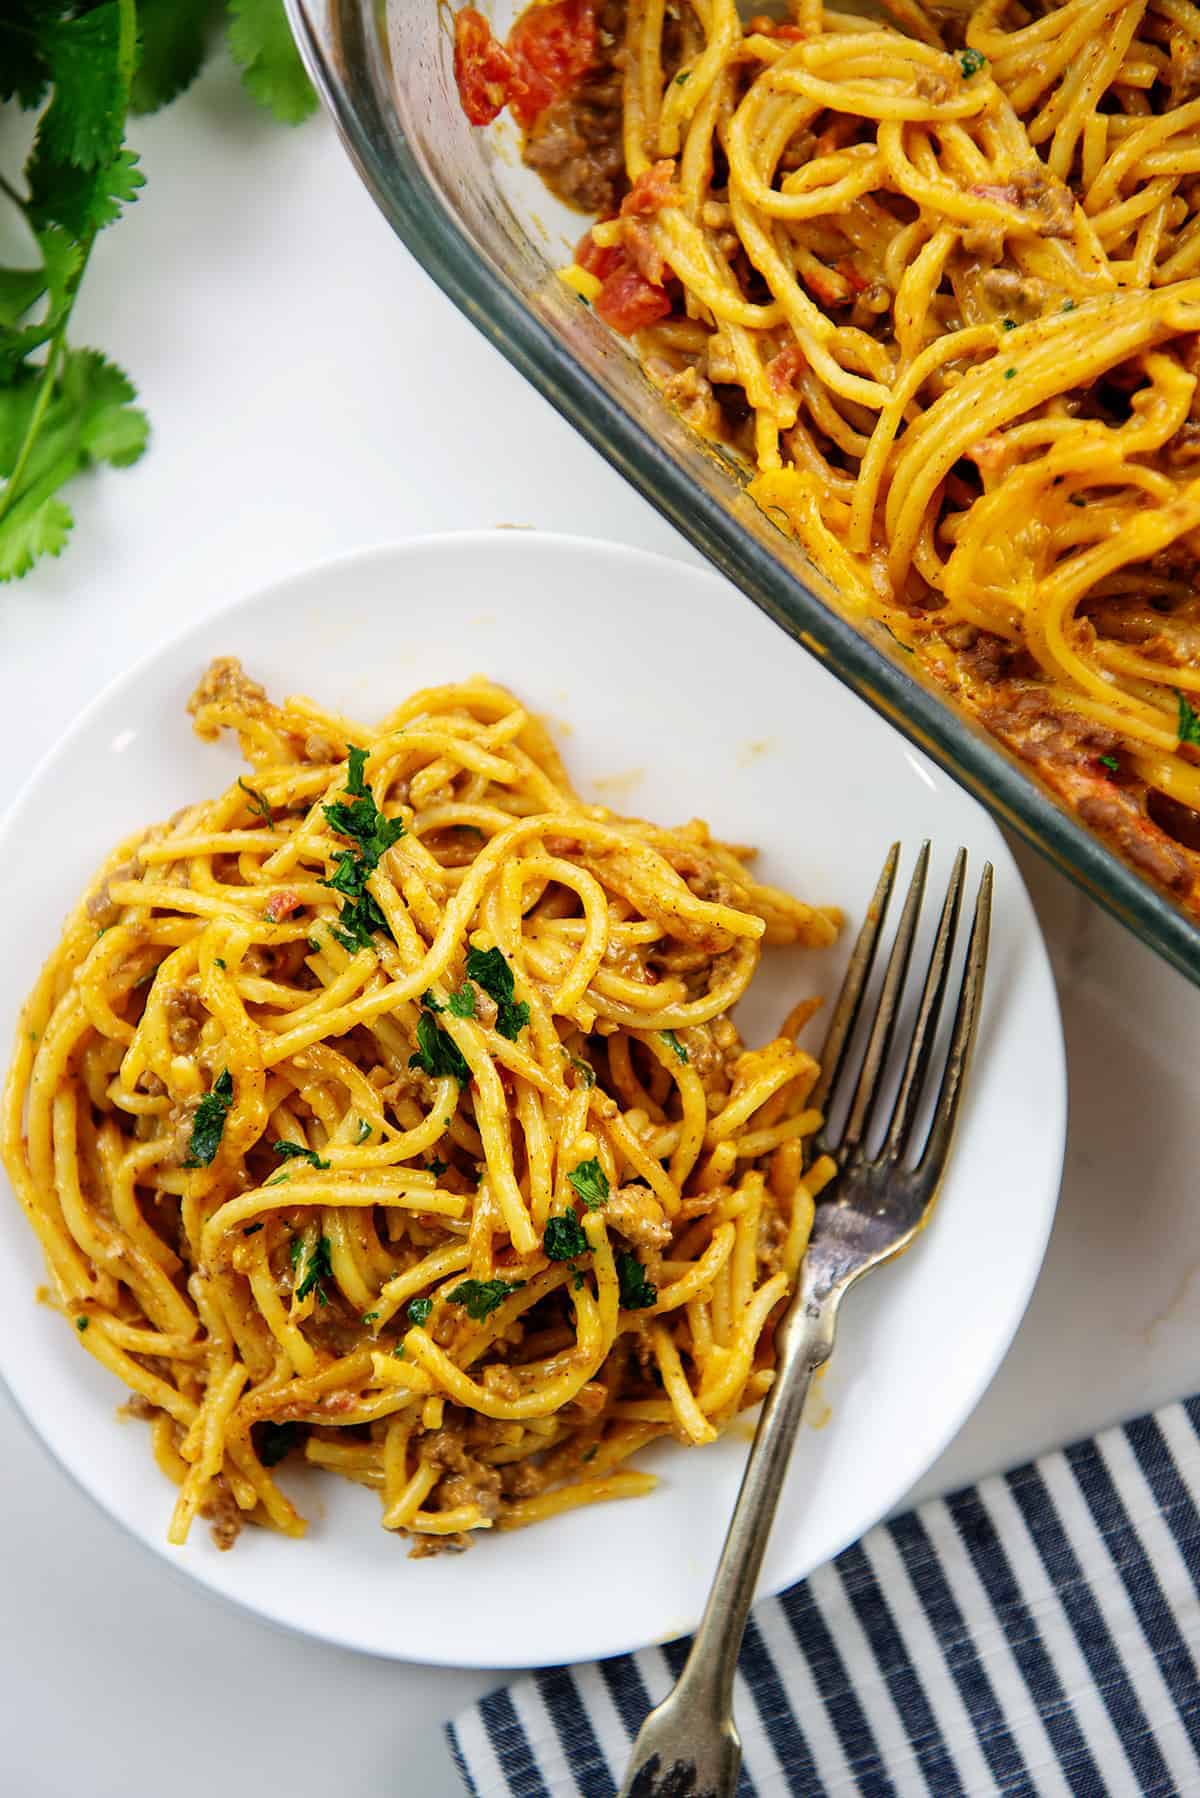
left=618, top=841, right=992, bottom=1798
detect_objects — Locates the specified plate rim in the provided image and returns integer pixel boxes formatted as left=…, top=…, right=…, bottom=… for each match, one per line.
left=0, top=530, right=1067, bottom=1667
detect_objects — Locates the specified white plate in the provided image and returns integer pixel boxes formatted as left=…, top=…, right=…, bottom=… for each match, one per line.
left=0, top=533, right=1065, bottom=1668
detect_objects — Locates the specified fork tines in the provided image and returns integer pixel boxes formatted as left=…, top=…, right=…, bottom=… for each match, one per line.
left=812, top=842, right=992, bottom=1171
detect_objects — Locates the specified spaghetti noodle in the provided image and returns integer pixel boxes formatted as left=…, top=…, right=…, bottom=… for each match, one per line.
left=2, top=663, right=839, bottom=1552
left=456, top=0, right=1200, bottom=911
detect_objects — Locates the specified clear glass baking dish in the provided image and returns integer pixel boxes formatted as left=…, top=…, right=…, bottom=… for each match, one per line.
left=284, top=0, right=1200, bottom=987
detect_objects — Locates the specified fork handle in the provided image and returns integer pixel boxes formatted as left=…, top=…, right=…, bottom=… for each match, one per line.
left=617, top=1293, right=838, bottom=1798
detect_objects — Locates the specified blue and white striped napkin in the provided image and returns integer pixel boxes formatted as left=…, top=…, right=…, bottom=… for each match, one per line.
left=448, top=1396, right=1200, bottom=1795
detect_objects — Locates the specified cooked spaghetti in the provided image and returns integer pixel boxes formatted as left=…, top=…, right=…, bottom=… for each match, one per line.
left=2, top=664, right=840, bottom=1552
left=455, top=0, right=1200, bottom=910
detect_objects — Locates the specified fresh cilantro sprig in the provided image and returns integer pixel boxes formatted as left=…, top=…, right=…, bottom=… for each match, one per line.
left=184, top=1068, right=233, bottom=1167
left=321, top=746, right=405, bottom=951
left=466, top=945, right=530, bottom=1040
left=273, top=1139, right=330, bottom=1170
left=1177, top=691, right=1200, bottom=748
left=0, top=1, right=315, bottom=582
left=568, top=1157, right=610, bottom=1210
left=545, top=1212, right=588, bottom=1260
left=294, top=1234, right=333, bottom=1306
left=409, top=1008, right=471, bottom=1084
left=448, top=1277, right=526, bottom=1322
left=617, top=1252, right=657, bottom=1311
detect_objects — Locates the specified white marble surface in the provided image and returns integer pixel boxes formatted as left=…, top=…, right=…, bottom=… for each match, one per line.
left=2, top=61, right=1198, bottom=1798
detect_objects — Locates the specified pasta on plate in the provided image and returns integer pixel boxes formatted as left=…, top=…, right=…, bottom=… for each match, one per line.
left=2, top=664, right=840, bottom=1553
left=455, top=0, right=1200, bottom=914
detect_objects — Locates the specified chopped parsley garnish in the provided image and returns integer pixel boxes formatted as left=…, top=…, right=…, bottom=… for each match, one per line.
left=242, top=1221, right=264, bottom=1236
left=675, top=68, right=690, bottom=83
left=448, top=982, right=477, bottom=1019
left=362, top=1310, right=379, bottom=1325
left=1069, top=494, right=1087, bottom=507
left=265, top=1170, right=290, bottom=1187
left=75, top=1316, right=88, bottom=1332
left=345, top=745, right=370, bottom=795
left=294, top=1235, right=333, bottom=1306
left=447, top=1277, right=526, bottom=1322
left=661, top=1029, right=689, bottom=1064
left=1178, top=692, right=1200, bottom=747
left=183, top=1069, right=233, bottom=1168
left=421, top=989, right=444, bottom=1011
left=1099, top=754, right=1119, bottom=774
left=238, top=776, right=274, bottom=825
left=1002, top=318, right=1016, bottom=331
left=356, top=1118, right=372, bottom=1143
left=273, top=1140, right=330, bottom=1170
left=426, top=1156, right=448, bottom=1177
left=1061, top=298, right=1076, bottom=312
left=408, top=1296, right=433, bottom=1327
left=409, top=1009, right=471, bottom=1084
left=321, top=754, right=405, bottom=952
left=214, top=958, right=226, bottom=970
left=466, top=945, right=530, bottom=1040
left=545, top=1212, right=588, bottom=1260
left=393, top=1345, right=406, bottom=1360
left=568, top=1157, right=610, bottom=1210
left=1004, top=367, right=1016, bottom=379
left=257, top=1421, right=299, bottom=1468
left=570, top=1057, right=596, bottom=1088
left=958, top=46, right=986, bottom=76
left=617, top=1252, right=658, bottom=1311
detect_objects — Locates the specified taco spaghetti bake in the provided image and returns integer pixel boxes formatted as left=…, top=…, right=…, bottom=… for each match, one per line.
left=454, top=0, right=1200, bottom=911
left=2, top=665, right=839, bottom=1553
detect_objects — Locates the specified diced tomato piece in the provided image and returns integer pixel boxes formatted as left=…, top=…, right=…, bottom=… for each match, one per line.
left=745, top=14, right=806, bottom=37
left=507, top=0, right=596, bottom=128
left=575, top=225, right=620, bottom=280
left=766, top=342, right=807, bottom=395
left=453, top=8, right=523, bottom=125
left=620, top=158, right=679, bottom=217
left=265, top=889, right=302, bottom=922
left=594, top=257, right=672, bottom=334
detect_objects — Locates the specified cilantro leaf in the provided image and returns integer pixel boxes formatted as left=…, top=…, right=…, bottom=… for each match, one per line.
left=568, top=1157, right=610, bottom=1210
left=0, top=494, right=72, bottom=582
left=1178, top=692, right=1200, bottom=747
left=421, top=989, right=444, bottom=1011
left=408, top=1296, right=433, bottom=1327
left=958, top=46, right=986, bottom=76
left=227, top=0, right=318, bottom=125
left=184, top=1069, right=234, bottom=1167
left=33, top=5, right=131, bottom=174
left=131, top=0, right=219, bottom=115
left=448, top=981, right=476, bottom=1018
left=0, top=351, right=148, bottom=581
left=544, top=1213, right=588, bottom=1260
left=466, top=945, right=529, bottom=1040
left=409, top=1009, right=471, bottom=1084
left=273, top=1140, right=330, bottom=1170
left=238, top=776, right=274, bottom=824
left=356, top=1118, right=372, bottom=1143
left=617, top=1251, right=657, bottom=1311
left=661, top=1029, right=689, bottom=1064
left=1098, top=753, right=1120, bottom=775
left=426, top=1155, right=448, bottom=1176
left=447, top=1277, right=526, bottom=1322
left=345, top=745, right=369, bottom=795
left=295, top=1235, right=333, bottom=1306
left=257, top=1420, right=300, bottom=1467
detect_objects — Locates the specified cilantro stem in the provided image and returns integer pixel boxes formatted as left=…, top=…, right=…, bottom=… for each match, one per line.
left=0, top=0, right=138, bottom=538
left=0, top=173, right=27, bottom=213
left=0, top=327, right=68, bottom=530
